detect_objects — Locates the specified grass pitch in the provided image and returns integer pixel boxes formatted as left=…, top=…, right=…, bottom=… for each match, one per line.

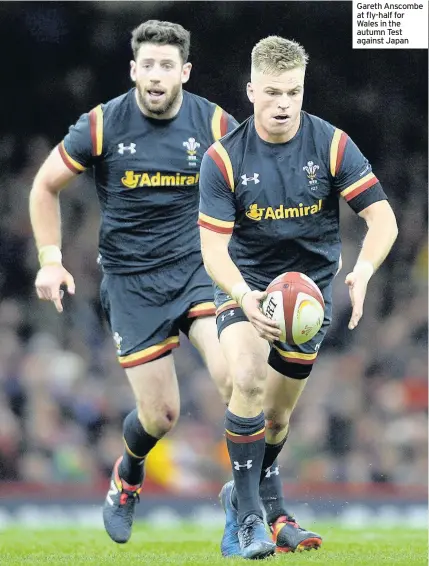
left=0, top=523, right=427, bottom=565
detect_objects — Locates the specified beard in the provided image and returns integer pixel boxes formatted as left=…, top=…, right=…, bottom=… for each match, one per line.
left=136, top=82, right=182, bottom=116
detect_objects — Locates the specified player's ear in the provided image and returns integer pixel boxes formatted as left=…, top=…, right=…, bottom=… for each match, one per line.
left=247, top=82, right=255, bottom=104
left=130, top=60, right=136, bottom=83
left=181, top=62, right=192, bottom=84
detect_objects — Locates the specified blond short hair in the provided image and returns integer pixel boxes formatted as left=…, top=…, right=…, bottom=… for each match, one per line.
left=251, top=36, right=309, bottom=75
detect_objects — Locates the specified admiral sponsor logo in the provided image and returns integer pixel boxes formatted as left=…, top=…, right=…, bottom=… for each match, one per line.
left=246, top=199, right=323, bottom=221
left=121, top=171, right=200, bottom=189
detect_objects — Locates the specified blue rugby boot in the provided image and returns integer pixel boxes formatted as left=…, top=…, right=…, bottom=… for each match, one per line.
left=102, top=456, right=142, bottom=543
left=219, top=480, right=241, bottom=557
left=238, top=514, right=276, bottom=560
left=271, top=515, right=322, bottom=553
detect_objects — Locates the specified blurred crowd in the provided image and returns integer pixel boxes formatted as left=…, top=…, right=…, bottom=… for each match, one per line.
left=0, top=2, right=427, bottom=492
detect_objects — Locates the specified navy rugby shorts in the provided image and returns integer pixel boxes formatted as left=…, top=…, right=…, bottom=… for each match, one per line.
left=100, top=256, right=215, bottom=368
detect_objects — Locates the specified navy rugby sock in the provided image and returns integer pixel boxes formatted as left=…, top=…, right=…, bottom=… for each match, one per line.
left=231, top=435, right=288, bottom=523
left=118, top=409, right=158, bottom=485
left=259, top=435, right=288, bottom=525
left=225, top=409, right=266, bottom=523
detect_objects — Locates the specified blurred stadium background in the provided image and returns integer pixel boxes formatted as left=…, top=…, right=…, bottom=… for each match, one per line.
left=0, top=2, right=427, bottom=528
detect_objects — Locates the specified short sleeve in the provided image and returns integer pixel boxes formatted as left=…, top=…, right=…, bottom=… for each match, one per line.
left=198, top=143, right=236, bottom=234
left=331, top=130, right=387, bottom=213
left=211, top=105, right=239, bottom=142
left=58, top=105, right=103, bottom=173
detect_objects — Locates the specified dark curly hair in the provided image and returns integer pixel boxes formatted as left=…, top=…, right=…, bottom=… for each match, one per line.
left=131, top=20, right=190, bottom=62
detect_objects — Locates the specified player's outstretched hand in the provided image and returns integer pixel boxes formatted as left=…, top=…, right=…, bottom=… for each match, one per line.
left=241, top=290, right=282, bottom=342
left=35, top=264, right=75, bottom=313
left=345, top=262, right=373, bottom=330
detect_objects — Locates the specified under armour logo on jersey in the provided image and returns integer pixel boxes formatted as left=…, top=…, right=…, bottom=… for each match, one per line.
left=221, top=310, right=235, bottom=322
left=241, top=173, right=260, bottom=185
left=234, top=460, right=253, bottom=470
left=264, top=465, right=280, bottom=478
left=106, top=479, right=118, bottom=505
left=118, top=143, right=136, bottom=154
left=359, top=164, right=370, bottom=177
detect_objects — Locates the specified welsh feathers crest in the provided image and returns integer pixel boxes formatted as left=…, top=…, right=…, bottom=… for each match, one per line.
left=303, top=160, right=319, bottom=187
left=183, top=137, right=200, bottom=155
left=303, top=161, right=319, bottom=180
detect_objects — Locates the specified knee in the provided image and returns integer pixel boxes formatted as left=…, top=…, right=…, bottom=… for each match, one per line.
left=233, top=354, right=267, bottom=401
left=265, top=411, right=290, bottom=437
left=137, top=405, right=179, bottom=439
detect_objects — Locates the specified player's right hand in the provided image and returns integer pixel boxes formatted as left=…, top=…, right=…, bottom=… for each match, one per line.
left=241, top=290, right=281, bottom=342
left=35, top=264, right=75, bottom=313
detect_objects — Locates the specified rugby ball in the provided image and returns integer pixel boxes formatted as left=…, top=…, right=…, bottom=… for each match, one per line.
left=261, top=272, right=325, bottom=345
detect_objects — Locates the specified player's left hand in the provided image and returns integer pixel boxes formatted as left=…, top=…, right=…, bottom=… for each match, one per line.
left=345, top=263, right=373, bottom=330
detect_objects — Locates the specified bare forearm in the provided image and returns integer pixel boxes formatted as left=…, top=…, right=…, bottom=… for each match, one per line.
left=356, top=202, right=398, bottom=272
left=29, top=146, right=77, bottom=252
left=203, top=246, right=247, bottom=296
left=29, top=186, right=62, bottom=250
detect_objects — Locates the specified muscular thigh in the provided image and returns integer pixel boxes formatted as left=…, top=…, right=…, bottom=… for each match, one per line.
left=188, top=316, right=231, bottom=403
left=188, top=315, right=220, bottom=363
left=214, top=285, right=269, bottom=370
left=220, top=321, right=269, bottom=377
left=125, top=354, right=180, bottom=432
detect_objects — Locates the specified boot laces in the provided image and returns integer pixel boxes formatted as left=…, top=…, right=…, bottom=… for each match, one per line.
left=119, top=489, right=140, bottom=506
left=241, top=516, right=260, bottom=547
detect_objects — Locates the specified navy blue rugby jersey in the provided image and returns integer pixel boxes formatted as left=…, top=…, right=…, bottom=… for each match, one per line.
left=198, top=112, right=387, bottom=290
left=58, top=88, right=238, bottom=274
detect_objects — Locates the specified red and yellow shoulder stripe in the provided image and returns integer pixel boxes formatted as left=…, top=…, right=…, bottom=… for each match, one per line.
left=211, top=105, right=230, bottom=141
left=330, top=128, right=348, bottom=178
left=330, top=128, right=378, bottom=202
left=198, top=141, right=235, bottom=234
left=207, top=141, right=235, bottom=191
left=88, top=104, right=104, bottom=157
left=340, top=172, right=378, bottom=202
left=58, top=104, right=104, bottom=173
left=198, top=212, right=234, bottom=234
left=58, top=141, right=86, bottom=174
